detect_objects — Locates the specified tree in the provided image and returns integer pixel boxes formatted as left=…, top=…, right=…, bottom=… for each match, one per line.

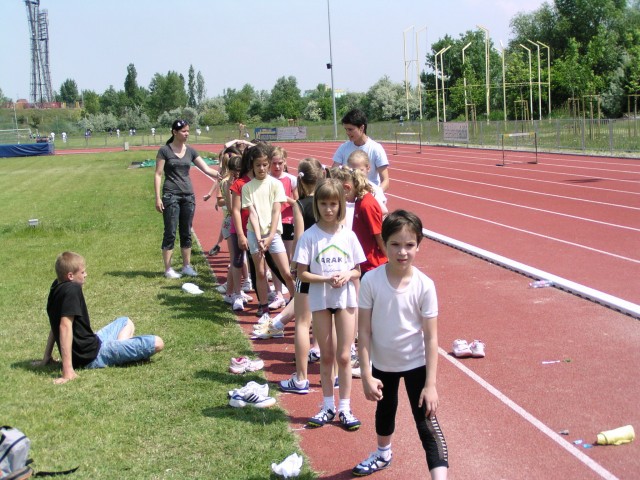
left=196, top=71, right=206, bottom=109
left=147, top=71, right=188, bottom=119
left=200, top=97, right=228, bottom=125
left=265, top=76, right=303, bottom=121
left=124, top=63, right=138, bottom=103
left=187, top=65, right=196, bottom=108
left=365, top=76, right=404, bottom=121
left=81, top=90, right=101, bottom=115
left=0, top=88, right=10, bottom=103
left=100, top=85, right=126, bottom=116
left=58, top=79, right=79, bottom=105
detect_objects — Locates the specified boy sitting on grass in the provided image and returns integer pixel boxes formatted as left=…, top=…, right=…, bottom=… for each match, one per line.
left=37, top=251, right=164, bottom=384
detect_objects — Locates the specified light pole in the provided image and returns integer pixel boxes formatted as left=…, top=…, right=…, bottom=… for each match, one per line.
left=440, top=45, right=452, bottom=123
left=403, top=25, right=415, bottom=121
left=327, top=0, right=338, bottom=139
left=477, top=25, right=490, bottom=122
left=500, top=41, right=507, bottom=124
left=527, top=39, right=542, bottom=121
left=462, top=41, right=472, bottom=123
left=520, top=43, right=533, bottom=124
left=537, top=41, right=551, bottom=119
left=416, top=26, right=427, bottom=120
left=434, top=47, right=444, bottom=129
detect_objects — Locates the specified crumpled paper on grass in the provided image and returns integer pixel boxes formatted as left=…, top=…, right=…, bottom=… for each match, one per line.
left=271, top=452, right=303, bottom=478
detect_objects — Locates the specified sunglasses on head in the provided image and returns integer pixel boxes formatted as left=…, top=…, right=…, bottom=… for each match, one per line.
left=175, top=120, right=187, bottom=129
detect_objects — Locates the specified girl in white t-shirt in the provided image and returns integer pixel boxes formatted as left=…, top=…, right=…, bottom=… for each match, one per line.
left=293, top=179, right=366, bottom=431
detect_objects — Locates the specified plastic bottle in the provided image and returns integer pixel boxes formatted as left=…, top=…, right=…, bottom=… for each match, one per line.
left=529, top=280, right=553, bottom=288
left=596, top=425, right=635, bottom=445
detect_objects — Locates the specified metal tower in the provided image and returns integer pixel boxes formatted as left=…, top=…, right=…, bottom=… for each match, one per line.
left=25, top=0, right=53, bottom=104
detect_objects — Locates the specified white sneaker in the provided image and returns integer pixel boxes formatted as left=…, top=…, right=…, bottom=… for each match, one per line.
left=308, top=348, right=321, bottom=363
left=229, top=357, right=264, bottom=374
left=267, top=291, right=277, bottom=303
left=453, top=339, right=473, bottom=358
left=165, top=268, right=182, bottom=279
left=268, top=296, right=286, bottom=310
left=232, top=295, right=245, bottom=312
left=253, top=313, right=272, bottom=328
left=470, top=339, right=486, bottom=358
left=240, top=291, right=253, bottom=303
left=216, top=282, right=227, bottom=294
left=228, top=381, right=269, bottom=398
left=182, top=265, right=198, bottom=277
left=228, top=382, right=275, bottom=408
left=241, top=279, right=252, bottom=293
left=223, top=294, right=234, bottom=305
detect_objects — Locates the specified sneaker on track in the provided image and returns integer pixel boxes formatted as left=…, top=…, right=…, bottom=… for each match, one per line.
left=470, top=339, right=486, bottom=358
left=232, top=295, right=245, bottom=311
left=307, top=407, right=335, bottom=428
left=253, top=322, right=284, bottom=339
left=351, top=352, right=361, bottom=378
left=181, top=265, right=198, bottom=277
left=241, top=279, right=252, bottom=293
left=227, top=381, right=269, bottom=398
left=253, top=314, right=273, bottom=330
left=164, top=268, right=182, bottom=279
left=216, top=282, right=227, bottom=294
left=352, top=452, right=392, bottom=476
left=308, top=348, right=321, bottom=363
left=223, top=294, right=234, bottom=305
left=208, top=244, right=221, bottom=256
left=338, top=410, right=361, bottom=431
left=279, top=373, right=310, bottom=394
left=452, top=339, right=473, bottom=358
left=229, top=390, right=275, bottom=408
left=255, top=304, right=269, bottom=317
left=268, top=296, right=286, bottom=310
left=240, top=291, right=253, bottom=303
left=229, top=357, right=264, bottom=374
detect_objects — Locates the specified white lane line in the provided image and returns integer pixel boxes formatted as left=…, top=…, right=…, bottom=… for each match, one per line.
left=390, top=193, right=640, bottom=264
left=440, top=348, right=620, bottom=480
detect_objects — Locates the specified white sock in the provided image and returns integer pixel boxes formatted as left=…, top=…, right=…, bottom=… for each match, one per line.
left=272, top=319, right=285, bottom=330
left=377, top=444, right=392, bottom=461
left=338, top=398, right=350, bottom=414
left=323, top=396, right=335, bottom=412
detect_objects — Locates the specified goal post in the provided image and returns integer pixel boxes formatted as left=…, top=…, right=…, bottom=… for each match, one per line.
left=394, top=131, right=422, bottom=155
left=498, top=132, right=538, bottom=166
left=0, top=128, right=33, bottom=145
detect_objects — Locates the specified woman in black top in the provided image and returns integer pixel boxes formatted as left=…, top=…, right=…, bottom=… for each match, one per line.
left=154, top=119, right=219, bottom=278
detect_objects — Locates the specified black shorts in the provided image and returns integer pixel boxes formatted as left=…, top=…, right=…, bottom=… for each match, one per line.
left=295, top=277, right=310, bottom=294
left=281, top=223, right=294, bottom=241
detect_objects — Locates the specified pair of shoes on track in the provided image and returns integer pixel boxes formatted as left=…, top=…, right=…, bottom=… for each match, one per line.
left=228, top=356, right=264, bottom=374
left=279, top=373, right=310, bottom=394
left=452, top=339, right=485, bottom=358
left=352, top=452, right=392, bottom=476
left=306, top=407, right=361, bottom=431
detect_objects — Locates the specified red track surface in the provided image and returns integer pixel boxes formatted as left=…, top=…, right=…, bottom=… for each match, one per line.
left=188, top=142, right=638, bottom=479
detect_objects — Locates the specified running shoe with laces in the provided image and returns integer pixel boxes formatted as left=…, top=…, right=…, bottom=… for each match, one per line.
left=470, top=339, right=486, bottom=358
left=253, top=313, right=272, bottom=329
left=338, top=410, right=361, bottom=431
left=452, top=339, right=473, bottom=358
left=279, top=373, right=310, bottom=394
left=255, top=304, right=269, bottom=317
left=229, top=390, right=275, bottom=408
left=268, top=296, right=286, bottom=310
left=164, top=268, right=182, bottom=279
left=223, top=294, right=234, bottom=305
left=352, top=452, right=392, bottom=476
left=229, top=356, right=265, bottom=374
left=240, top=291, right=253, bottom=303
left=241, top=279, right=252, bottom=292
left=228, top=381, right=269, bottom=399
left=232, top=295, right=244, bottom=312
left=208, top=244, right=221, bottom=256
left=216, top=282, right=227, bottom=294
left=252, top=321, right=284, bottom=339
left=181, top=265, right=198, bottom=277
left=307, top=407, right=335, bottom=428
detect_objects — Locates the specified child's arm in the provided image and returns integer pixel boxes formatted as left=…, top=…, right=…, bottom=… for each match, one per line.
left=261, top=201, right=282, bottom=250
left=331, top=264, right=360, bottom=288
left=358, top=307, right=383, bottom=402
left=203, top=180, right=219, bottom=202
left=56, top=316, right=78, bottom=384
left=231, top=191, right=248, bottom=251
left=374, top=233, right=387, bottom=257
left=419, top=315, right=440, bottom=416
left=248, top=205, right=262, bottom=252
left=298, top=263, right=333, bottom=285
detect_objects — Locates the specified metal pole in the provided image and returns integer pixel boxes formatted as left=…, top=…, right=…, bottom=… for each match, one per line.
left=403, top=26, right=414, bottom=121
left=327, top=0, right=338, bottom=139
left=500, top=41, right=507, bottom=124
left=440, top=46, right=452, bottom=123
left=416, top=26, right=427, bottom=120
left=520, top=44, right=533, bottom=124
left=527, top=39, right=542, bottom=121
left=477, top=25, right=490, bottom=122
left=538, top=41, right=551, bottom=120
left=434, top=47, right=444, bottom=130
left=462, top=42, right=472, bottom=124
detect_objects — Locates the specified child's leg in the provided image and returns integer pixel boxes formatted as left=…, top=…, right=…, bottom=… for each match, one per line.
left=293, top=289, right=311, bottom=381
left=252, top=252, right=268, bottom=307
left=404, top=366, right=449, bottom=474
left=116, top=318, right=135, bottom=340
left=312, top=309, right=335, bottom=399
left=334, top=307, right=356, bottom=401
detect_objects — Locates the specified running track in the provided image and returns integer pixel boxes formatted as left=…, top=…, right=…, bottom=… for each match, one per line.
left=186, top=142, right=638, bottom=479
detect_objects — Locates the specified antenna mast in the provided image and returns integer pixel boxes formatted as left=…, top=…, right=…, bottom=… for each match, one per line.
left=25, top=0, right=53, bottom=104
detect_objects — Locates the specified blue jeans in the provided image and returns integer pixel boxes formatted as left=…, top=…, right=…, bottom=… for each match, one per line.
left=86, top=317, right=156, bottom=369
left=161, top=192, right=195, bottom=250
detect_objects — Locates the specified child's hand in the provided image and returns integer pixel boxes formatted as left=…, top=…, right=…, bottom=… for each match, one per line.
left=330, top=271, right=350, bottom=288
left=54, top=371, right=78, bottom=384
left=419, top=385, right=439, bottom=417
left=203, top=194, right=211, bottom=201
left=362, top=376, right=384, bottom=402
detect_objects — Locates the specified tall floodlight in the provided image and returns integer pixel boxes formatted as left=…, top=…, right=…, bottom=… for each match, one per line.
left=538, top=41, right=551, bottom=120
left=416, top=26, right=427, bottom=120
left=477, top=25, right=490, bottom=122
left=403, top=25, right=414, bottom=121
left=462, top=42, right=472, bottom=123
left=439, top=46, right=452, bottom=122
left=520, top=44, right=534, bottom=124
left=527, top=39, right=542, bottom=121
left=500, top=41, right=507, bottom=124
left=434, top=47, right=444, bottom=129
left=326, top=0, right=337, bottom=139
left=25, top=0, right=53, bottom=104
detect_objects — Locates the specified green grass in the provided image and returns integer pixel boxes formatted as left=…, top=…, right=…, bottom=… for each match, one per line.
left=0, top=152, right=315, bottom=479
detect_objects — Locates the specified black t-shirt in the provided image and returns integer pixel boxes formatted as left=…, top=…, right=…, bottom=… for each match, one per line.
left=157, top=144, right=200, bottom=194
left=46, top=280, right=101, bottom=367
left=297, top=196, right=316, bottom=231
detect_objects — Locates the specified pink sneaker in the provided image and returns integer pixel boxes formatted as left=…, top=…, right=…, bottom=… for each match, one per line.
left=229, top=356, right=265, bottom=374
left=470, top=340, right=486, bottom=358
left=452, top=339, right=472, bottom=358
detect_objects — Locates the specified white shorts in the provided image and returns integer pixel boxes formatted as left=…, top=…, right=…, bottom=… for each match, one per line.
left=247, top=230, right=286, bottom=255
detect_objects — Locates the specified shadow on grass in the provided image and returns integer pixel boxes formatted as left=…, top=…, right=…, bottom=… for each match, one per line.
left=156, top=286, right=229, bottom=324
left=201, top=403, right=287, bottom=425
left=11, top=357, right=154, bottom=377
left=104, top=270, right=160, bottom=279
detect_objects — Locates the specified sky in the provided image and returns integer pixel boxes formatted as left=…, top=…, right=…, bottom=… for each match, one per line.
left=0, top=0, right=548, bottom=102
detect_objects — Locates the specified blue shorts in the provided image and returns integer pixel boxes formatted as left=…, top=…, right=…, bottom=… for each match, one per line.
left=86, top=317, right=157, bottom=369
left=247, top=231, right=286, bottom=255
